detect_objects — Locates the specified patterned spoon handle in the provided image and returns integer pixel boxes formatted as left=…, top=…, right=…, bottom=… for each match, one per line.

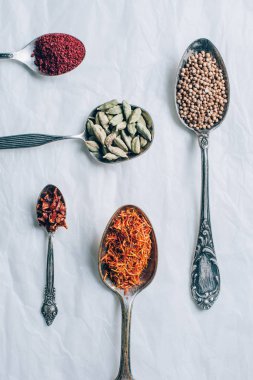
left=0, top=133, right=69, bottom=149
left=0, top=53, right=13, bottom=59
left=191, top=134, right=220, bottom=310
left=41, top=233, right=58, bottom=326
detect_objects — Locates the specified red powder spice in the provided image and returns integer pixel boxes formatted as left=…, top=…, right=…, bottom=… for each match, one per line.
left=37, top=186, right=67, bottom=232
left=32, top=33, right=85, bottom=76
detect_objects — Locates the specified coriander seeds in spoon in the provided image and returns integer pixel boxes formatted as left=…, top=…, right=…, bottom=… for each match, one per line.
left=175, top=38, right=230, bottom=309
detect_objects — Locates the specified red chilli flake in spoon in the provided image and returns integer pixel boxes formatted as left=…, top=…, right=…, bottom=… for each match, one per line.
left=31, top=33, right=85, bottom=76
left=37, top=186, right=67, bottom=232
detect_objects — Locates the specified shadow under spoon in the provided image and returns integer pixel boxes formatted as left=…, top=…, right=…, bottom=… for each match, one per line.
left=98, top=205, right=158, bottom=380
left=175, top=38, right=230, bottom=309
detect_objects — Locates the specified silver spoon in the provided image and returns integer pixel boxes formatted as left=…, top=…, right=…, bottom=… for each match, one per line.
left=98, top=205, right=158, bottom=380
left=0, top=103, right=154, bottom=164
left=0, top=33, right=85, bottom=76
left=36, top=184, right=67, bottom=325
left=175, top=38, right=230, bottom=309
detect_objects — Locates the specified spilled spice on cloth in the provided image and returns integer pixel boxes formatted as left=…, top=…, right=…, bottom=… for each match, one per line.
left=101, top=207, right=152, bottom=292
left=32, top=33, right=85, bottom=75
left=37, top=186, right=67, bottom=233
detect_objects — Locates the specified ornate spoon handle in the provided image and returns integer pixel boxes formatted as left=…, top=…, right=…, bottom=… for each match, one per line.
left=115, top=297, right=134, bottom=380
left=0, top=133, right=72, bottom=149
left=191, top=134, right=220, bottom=310
left=41, top=233, right=58, bottom=326
left=0, top=53, right=13, bottom=59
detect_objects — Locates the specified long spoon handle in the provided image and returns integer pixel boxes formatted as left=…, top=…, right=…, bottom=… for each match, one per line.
left=115, top=297, right=134, bottom=380
left=0, top=53, right=13, bottom=59
left=191, top=134, right=220, bottom=310
left=41, top=234, right=58, bottom=326
left=0, top=133, right=72, bottom=149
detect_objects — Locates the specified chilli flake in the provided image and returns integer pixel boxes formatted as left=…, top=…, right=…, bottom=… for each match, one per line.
left=37, top=186, right=67, bottom=233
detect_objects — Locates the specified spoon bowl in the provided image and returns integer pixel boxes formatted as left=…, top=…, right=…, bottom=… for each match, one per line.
left=0, top=33, right=85, bottom=76
left=175, top=38, right=230, bottom=134
left=98, top=205, right=158, bottom=380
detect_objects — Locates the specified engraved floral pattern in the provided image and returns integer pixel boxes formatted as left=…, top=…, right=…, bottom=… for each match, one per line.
left=198, top=134, right=209, bottom=149
left=191, top=219, right=220, bottom=309
left=41, top=287, right=58, bottom=326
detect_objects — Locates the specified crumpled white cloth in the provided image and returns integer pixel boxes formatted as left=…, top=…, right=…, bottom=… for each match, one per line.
left=0, top=0, right=252, bottom=379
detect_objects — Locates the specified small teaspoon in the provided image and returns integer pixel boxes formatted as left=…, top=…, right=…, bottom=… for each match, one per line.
left=0, top=33, right=85, bottom=76
left=37, top=184, right=67, bottom=325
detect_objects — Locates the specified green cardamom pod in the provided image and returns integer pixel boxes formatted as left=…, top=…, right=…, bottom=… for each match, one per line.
left=85, top=140, right=100, bottom=153
left=140, top=136, right=148, bottom=148
left=103, top=153, right=119, bottom=161
left=110, top=114, right=124, bottom=126
left=122, top=100, right=132, bottom=121
left=105, top=133, right=116, bottom=148
left=127, top=123, right=137, bottom=137
left=98, top=111, right=109, bottom=126
left=128, top=108, right=141, bottom=124
left=142, top=110, right=153, bottom=128
left=86, top=119, right=94, bottom=136
left=116, top=121, right=127, bottom=131
left=136, top=122, right=152, bottom=142
left=109, top=145, right=128, bottom=158
left=92, top=124, right=107, bottom=145
left=114, top=136, right=128, bottom=152
left=97, top=99, right=118, bottom=111
left=95, top=112, right=100, bottom=125
left=106, top=105, right=122, bottom=115
left=121, top=130, right=132, bottom=150
left=131, top=136, right=141, bottom=154
left=138, top=115, right=146, bottom=128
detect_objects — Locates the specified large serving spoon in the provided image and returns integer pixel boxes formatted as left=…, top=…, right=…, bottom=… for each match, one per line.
left=0, top=103, right=154, bottom=164
left=98, top=205, right=158, bottom=380
left=37, top=184, right=67, bottom=326
left=175, top=38, right=230, bottom=309
left=0, top=33, right=85, bottom=76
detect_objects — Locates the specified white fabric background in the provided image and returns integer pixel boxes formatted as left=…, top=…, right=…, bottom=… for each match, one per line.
left=0, top=0, right=252, bottom=379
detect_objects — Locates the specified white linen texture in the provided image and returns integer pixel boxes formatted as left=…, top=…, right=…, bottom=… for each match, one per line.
left=0, top=0, right=252, bottom=379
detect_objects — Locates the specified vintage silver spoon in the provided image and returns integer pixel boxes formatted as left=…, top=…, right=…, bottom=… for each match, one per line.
left=98, top=205, right=158, bottom=380
left=175, top=38, right=230, bottom=309
left=36, top=184, right=67, bottom=325
left=0, top=103, right=154, bottom=164
left=0, top=33, right=85, bottom=76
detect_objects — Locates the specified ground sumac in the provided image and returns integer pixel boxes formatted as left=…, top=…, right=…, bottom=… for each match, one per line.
left=32, top=33, right=85, bottom=75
